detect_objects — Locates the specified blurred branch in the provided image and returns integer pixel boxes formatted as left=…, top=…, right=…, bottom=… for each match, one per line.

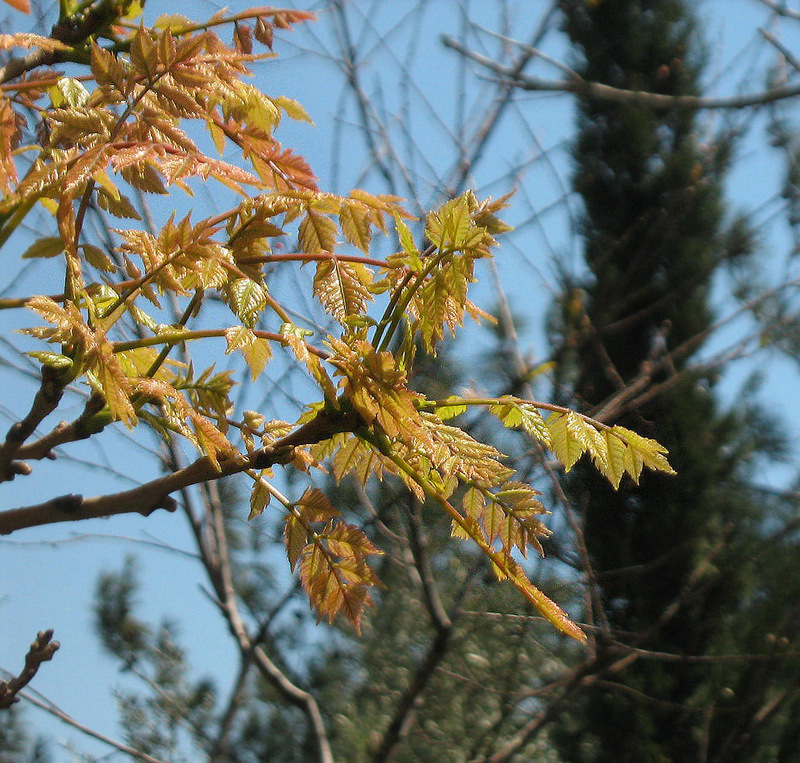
left=196, top=474, right=334, bottom=763
left=443, top=35, right=800, bottom=110
left=756, top=0, right=800, bottom=21
left=17, top=687, right=165, bottom=763
left=372, top=561, right=478, bottom=762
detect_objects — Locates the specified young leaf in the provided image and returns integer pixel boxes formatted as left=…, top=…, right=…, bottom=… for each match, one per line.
left=22, top=236, right=63, bottom=259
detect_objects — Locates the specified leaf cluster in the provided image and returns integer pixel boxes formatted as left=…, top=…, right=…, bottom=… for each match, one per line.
left=0, top=1, right=675, bottom=641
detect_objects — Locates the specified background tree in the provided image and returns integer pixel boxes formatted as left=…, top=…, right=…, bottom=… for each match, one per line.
left=548, top=0, right=799, bottom=759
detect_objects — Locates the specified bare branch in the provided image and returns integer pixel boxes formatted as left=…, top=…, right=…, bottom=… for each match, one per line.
left=0, top=407, right=363, bottom=535
left=196, top=479, right=334, bottom=763
left=0, top=366, right=67, bottom=482
left=17, top=688, right=165, bottom=763
left=756, top=0, right=800, bottom=21
left=442, top=34, right=800, bottom=111
left=0, top=629, right=59, bottom=709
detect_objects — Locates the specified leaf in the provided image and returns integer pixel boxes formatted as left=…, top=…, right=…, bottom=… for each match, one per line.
left=254, top=17, right=274, bottom=49
left=242, top=335, right=272, bottom=380
left=283, top=512, right=306, bottom=570
left=603, top=428, right=628, bottom=489
left=223, top=326, right=271, bottom=378
left=90, top=346, right=136, bottom=427
left=426, top=194, right=471, bottom=250
left=188, top=410, right=233, bottom=470
left=273, top=95, right=313, bottom=124
left=228, top=278, right=267, bottom=327
left=27, top=351, right=72, bottom=369
left=612, top=425, right=676, bottom=480
left=0, top=33, right=67, bottom=51
left=91, top=43, right=130, bottom=97
left=330, top=433, right=385, bottom=485
left=299, top=209, right=338, bottom=253
left=49, top=77, right=90, bottom=108
left=504, top=558, right=586, bottom=642
left=0, top=97, right=19, bottom=195
left=130, top=28, right=157, bottom=79
left=434, top=398, right=467, bottom=420
left=294, top=487, right=338, bottom=524
left=22, top=236, right=63, bottom=259
left=296, top=517, right=382, bottom=633
left=395, top=214, right=418, bottom=260
left=339, top=202, right=371, bottom=253
left=313, top=258, right=373, bottom=322
left=123, top=0, right=143, bottom=19
left=546, top=411, right=588, bottom=471
left=325, top=522, right=381, bottom=560
left=249, top=475, right=272, bottom=520
left=82, top=243, right=116, bottom=272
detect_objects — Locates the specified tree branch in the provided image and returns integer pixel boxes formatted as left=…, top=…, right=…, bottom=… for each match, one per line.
left=0, top=407, right=363, bottom=535
left=197, top=480, right=334, bottom=763
left=0, top=629, right=59, bottom=709
left=442, top=35, right=800, bottom=111
left=17, top=688, right=165, bottom=763
left=0, top=366, right=68, bottom=481
left=0, top=0, right=121, bottom=85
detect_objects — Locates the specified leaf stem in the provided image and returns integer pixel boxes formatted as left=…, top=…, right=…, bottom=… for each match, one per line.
left=372, top=243, right=436, bottom=351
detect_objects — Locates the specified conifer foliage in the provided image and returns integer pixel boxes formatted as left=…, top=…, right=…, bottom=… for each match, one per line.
left=0, top=0, right=676, bottom=702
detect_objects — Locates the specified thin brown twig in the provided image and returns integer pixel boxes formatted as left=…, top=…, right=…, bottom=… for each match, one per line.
left=0, top=630, right=59, bottom=709
left=16, top=688, right=165, bottom=763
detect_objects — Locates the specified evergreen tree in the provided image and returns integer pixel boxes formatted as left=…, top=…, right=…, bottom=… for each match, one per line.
left=553, top=1, right=797, bottom=760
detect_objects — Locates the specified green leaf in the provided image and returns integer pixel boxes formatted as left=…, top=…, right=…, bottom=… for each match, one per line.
left=49, top=77, right=89, bottom=108
left=339, top=203, right=371, bottom=253
left=395, top=214, right=419, bottom=261
left=274, top=95, right=314, bottom=124
left=435, top=398, right=467, bottom=420
left=603, top=428, right=627, bottom=489
left=27, top=350, right=72, bottom=369
left=229, top=278, right=267, bottom=327
left=313, top=258, right=372, bottom=322
left=82, top=243, right=116, bottom=272
left=426, top=194, right=471, bottom=250
left=545, top=411, right=586, bottom=471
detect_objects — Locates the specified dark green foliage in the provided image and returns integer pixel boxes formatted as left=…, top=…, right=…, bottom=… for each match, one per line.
left=552, top=0, right=799, bottom=759
left=0, top=708, right=50, bottom=763
left=94, top=558, right=217, bottom=759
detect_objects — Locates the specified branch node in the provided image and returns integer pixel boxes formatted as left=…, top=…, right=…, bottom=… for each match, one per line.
left=141, top=495, right=178, bottom=516
left=5, top=461, right=32, bottom=479
left=55, top=494, right=83, bottom=514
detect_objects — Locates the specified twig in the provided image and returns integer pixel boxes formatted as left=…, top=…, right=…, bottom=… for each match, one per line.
left=0, top=630, right=59, bottom=708
left=371, top=561, right=478, bottom=762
